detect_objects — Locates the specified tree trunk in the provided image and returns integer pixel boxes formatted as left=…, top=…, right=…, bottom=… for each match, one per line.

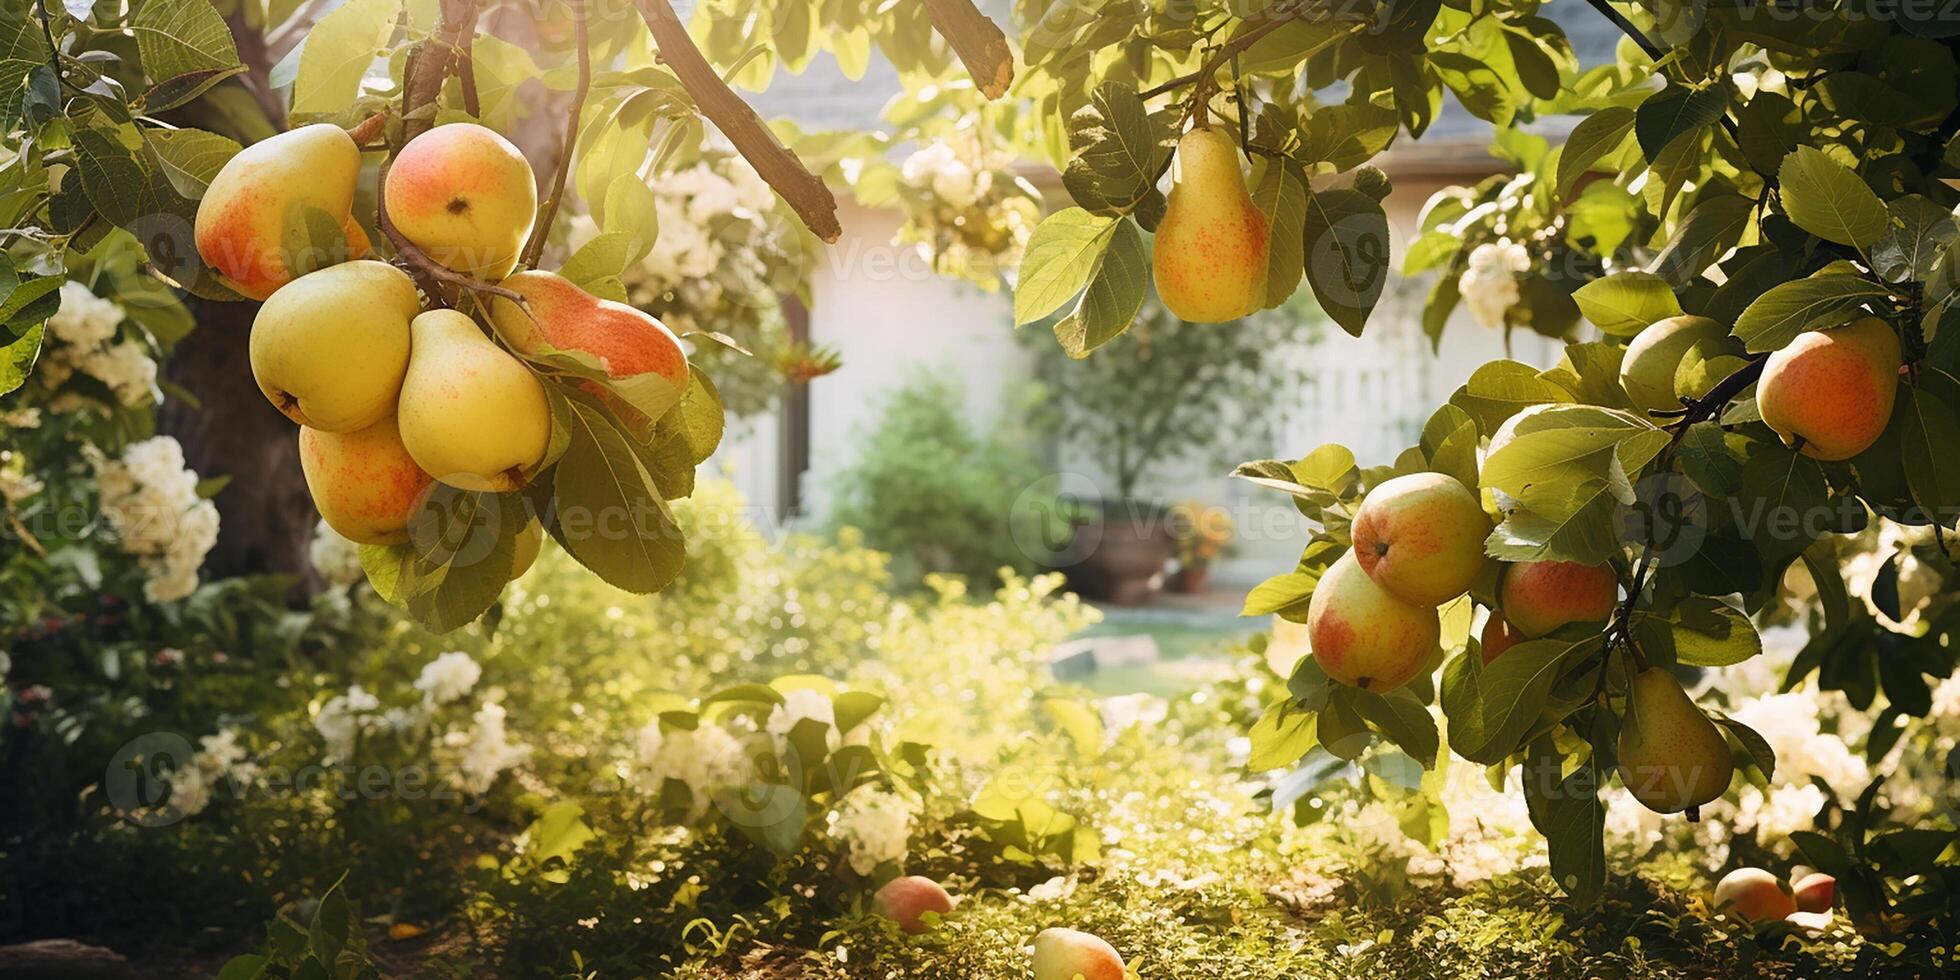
left=156, top=299, right=321, bottom=593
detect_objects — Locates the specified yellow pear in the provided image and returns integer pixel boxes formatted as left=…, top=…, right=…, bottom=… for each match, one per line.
left=1305, top=550, right=1440, bottom=692
left=249, top=261, right=419, bottom=433
left=299, top=415, right=433, bottom=546
left=1618, top=315, right=1729, bottom=415
left=194, top=123, right=370, bottom=300
left=1758, top=316, right=1901, bottom=461
left=1617, top=667, right=1734, bottom=815
left=1152, top=126, right=1269, bottom=323
left=397, top=309, right=551, bottom=492
left=383, top=123, right=537, bottom=280
left=1350, top=472, right=1490, bottom=605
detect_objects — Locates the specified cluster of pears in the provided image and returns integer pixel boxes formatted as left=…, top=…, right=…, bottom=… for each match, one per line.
left=1153, top=126, right=1270, bottom=323
left=1306, top=472, right=1620, bottom=691
left=1618, top=312, right=1902, bottom=460
left=195, top=122, right=692, bottom=575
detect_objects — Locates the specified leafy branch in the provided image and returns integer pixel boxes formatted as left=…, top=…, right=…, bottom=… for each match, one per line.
left=1138, top=1, right=1315, bottom=101
left=521, top=0, right=592, bottom=270
left=634, top=0, right=841, bottom=243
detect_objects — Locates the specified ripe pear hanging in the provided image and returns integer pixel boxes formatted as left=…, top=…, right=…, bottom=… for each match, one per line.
left=1617, top=666, right=1734, bottom=815
left=396, top=310, right=552, bottom=492
left=1758, top=316, right=1901, bottom=461
left=1152, top=126, right=1269, bottom=323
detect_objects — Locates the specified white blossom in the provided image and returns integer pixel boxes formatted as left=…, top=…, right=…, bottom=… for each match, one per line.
left=48, top=281, right=122, bottom=347
left=42, top=282, right=156, bottom=407
left=633, top=721, right=754, bottom=818
left=1456, top=239, right=1531, bottom=328
left=168, top=727, right=257, bottom=818
left=454, top=701, right=529, bottom=794
left=308, top=519, right=365, bottom=588
left=0, top=451, right=42, bottom=504
left=95, top=436, right=220, bottom=602
left=413, top=651, right=483, bottom=707
left=315, top=684, right=381, bottom=761
left=828, top=786, right=915, bottom=875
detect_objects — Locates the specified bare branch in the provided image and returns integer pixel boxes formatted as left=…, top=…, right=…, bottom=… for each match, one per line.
left=522, top=0, right=591, bottom=270
left=921, top=0, right=1014, bottom=100
left=635, top=0, right=842, bottom=243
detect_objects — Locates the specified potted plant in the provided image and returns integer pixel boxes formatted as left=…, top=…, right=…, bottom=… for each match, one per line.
left=1026, top=298, right=1308, bottom=604
left=1168, top=501, right=1234, bottom=593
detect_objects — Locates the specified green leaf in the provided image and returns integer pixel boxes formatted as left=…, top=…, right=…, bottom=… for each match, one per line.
left=1053, top=218, right=1146, bottom=357
left=550, top=395, right=686, bottom=594
left=525, top=800, right=598, bottom=865
left=1713, top=715, right=1777, bottom=781
left=0, top=8, right=50, bottom=132
left=147, top=127, right=242, bottom=197
left=1, top=322, right=42, bottom=396
left=1572, top=271, right=1683, bottom=337
left=1735, top=90, right=1808, bottom=176
left=598, top=175, right=660, bottom=265
left=1652, top=193, right=1755, bottom=285
left=1871, top=195, right=1958, bottom=284
left=1900, top=383, right=1960, bottom=517
left=131, top=0, right=246, bottom=112
left=402, top=486, right=520, bottom=632
left=1449, top=360, right=1577, bottom=437
left=1062, top=81, right=1167, bottom=215
left=292, top=0, right=400, bottom=116
left=1637, top=597, right=1762, bottom=667
left=1527, top=756, right=1606, bottom=904
left=1299, top=102, right=1400, bottom=172
left=720, top=784, right=810, bottom=857
left=1556, top=106, right=1635, bottom=201
left=558, top=232, right=640, bottom=303
left=1421, top=403, right=1481, bottom=489
left=1253, top=157, right=1310, bottom=308
left=1247, top=701, right=1318, bottom=771
left=1635, top=85, right=1729, bottom=161
left=1733, top=274, right=1891, bottom=352
left=1015, top=207, right=1117, bottom=325
left=1302, top=188, right=1388, bottom=337
left=1242, top=571, right=1317, bottom=617
left=1452, top=638, right=1580, bottom=764
left=1351, top=687, right=1438, bottom=769
left=213, top=954, right=268, bottom=980
left=1777, top=145, right=1889, bottom=247
left=1482, top=404, right=1668, bottom=522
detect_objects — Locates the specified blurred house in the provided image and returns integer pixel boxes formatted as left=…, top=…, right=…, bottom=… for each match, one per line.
left=720, top=15, right=1623, bottom=585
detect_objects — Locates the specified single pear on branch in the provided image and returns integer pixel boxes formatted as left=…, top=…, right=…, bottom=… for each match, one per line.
left=490, top=270, right=691, bottom=423
left=1480, top=612, right=1524, bottom=665
left=1350, top=472, right=1491, bottom=606
left=384, top=123, right=538, bottom=280
left=249, top=260, right=419, bottom=433
left=397, top=309, right=552, bottom=492
left=1306, top=550, right=1441, bottom=692
left=1617, top=666, right=1734, bottom=816
left=1497, top=560, right=1617, bottom=637
left=1152, top=126, right=1269, bottom=323
left=299, top=414, right=433, bottom=546
left=1618, top=314, right=1730, bottom=416
left=1758, top=316, right=1901, bottom=461
left=194, top=123, right=370, bottom=300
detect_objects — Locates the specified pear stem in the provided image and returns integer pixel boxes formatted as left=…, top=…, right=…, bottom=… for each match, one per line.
left=378, top=0, right=524, bottom=308
left=521, top=0, right=591, bottom=271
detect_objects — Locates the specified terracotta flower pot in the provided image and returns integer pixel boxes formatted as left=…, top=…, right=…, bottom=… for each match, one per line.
left=1059, top=502, right=1172, bottom=605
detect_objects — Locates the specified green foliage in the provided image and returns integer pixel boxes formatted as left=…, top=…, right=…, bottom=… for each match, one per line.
left=828, top=376, right=1061, bottom=588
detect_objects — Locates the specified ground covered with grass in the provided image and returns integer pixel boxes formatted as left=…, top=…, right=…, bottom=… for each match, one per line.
left=6, top=485, right=1956, bottom=977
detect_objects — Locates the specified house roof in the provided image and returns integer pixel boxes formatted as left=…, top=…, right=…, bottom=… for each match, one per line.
left=744, top=7, right=1628, bottom=179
